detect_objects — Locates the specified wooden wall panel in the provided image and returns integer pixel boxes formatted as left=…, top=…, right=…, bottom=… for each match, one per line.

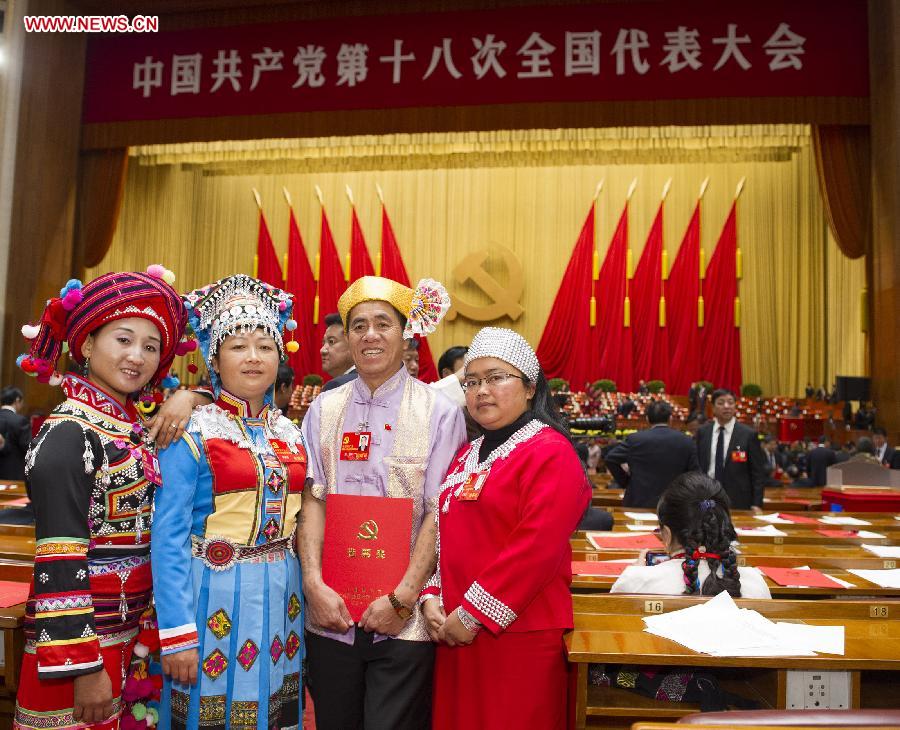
left=1, top=0, right=86, bottom=415
left=867, top=0, right=900, bottom=440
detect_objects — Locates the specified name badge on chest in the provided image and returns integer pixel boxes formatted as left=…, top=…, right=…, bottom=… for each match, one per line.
left=731, top=448, right=748, bottom=463
left=140, top=449, right=162, bottom=486
left=270, top=439, right=307, bottom=465
left=340, top=432, right=372, bottom=462
left=458, top=470, right=490, bottom=501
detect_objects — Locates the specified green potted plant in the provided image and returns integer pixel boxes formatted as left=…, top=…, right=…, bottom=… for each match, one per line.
left=647, top=379, right=665, bottom=394
left=593, top=379, right=617, bottom=393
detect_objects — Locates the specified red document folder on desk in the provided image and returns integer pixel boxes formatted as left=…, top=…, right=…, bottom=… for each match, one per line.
left=322, top=494, right=413, bottom=622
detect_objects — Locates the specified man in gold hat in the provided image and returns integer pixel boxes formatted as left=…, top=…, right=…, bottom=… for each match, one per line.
left=299, top=276, right=466, bottom=730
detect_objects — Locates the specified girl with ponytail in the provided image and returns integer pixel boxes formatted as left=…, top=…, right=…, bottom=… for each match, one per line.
left=611, top=473, right=771, bottom=599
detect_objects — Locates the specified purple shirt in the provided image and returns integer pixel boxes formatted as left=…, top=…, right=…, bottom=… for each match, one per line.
left=301, top=364, right=466, bottom=643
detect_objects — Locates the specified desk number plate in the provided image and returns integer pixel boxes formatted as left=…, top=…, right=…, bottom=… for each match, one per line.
left=644, top=600, right=664, bottom=614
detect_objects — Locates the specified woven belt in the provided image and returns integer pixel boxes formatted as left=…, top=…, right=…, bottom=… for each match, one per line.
left=191, top=535, right=293, bottom=572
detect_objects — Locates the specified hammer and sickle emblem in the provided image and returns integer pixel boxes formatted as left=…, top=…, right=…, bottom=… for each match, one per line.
left=357, top=520, right=379, bottom=540
left=446, top=245, right=524, bottom=322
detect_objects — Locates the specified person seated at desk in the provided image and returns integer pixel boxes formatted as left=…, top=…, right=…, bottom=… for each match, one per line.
left=610, top=473, right=770, bottom=598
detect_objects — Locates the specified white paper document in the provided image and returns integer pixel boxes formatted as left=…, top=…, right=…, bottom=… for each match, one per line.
left=735, top=525, right=788, bottom=537
left=819, top=515, right=871, bottom=526
left=642, top=591, right=845, bottom=657
left=624, top=511, right=658, bottom=522
left=625, top=524, right=655, bottom=531
left=862, top=544, right=900, bottom=558
left=847, top=568, right=900, bottom=589
left=855, top=531, right=886, bottom=539
left=754, top=513, right=795, bottom=524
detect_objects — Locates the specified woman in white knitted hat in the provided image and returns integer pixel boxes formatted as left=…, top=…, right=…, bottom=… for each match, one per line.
left=420, top=327, right=590, bottom=729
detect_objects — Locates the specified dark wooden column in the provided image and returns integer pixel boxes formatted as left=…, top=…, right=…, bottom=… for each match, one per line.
left=868, top=0, right=900, bottom=440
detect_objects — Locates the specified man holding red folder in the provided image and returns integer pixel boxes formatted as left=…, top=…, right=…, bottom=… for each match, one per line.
left=299, top=276, right=466, bottom=730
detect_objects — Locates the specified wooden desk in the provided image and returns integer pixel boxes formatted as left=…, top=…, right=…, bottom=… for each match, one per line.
left=568, top=596, right=900, bottom=729
left=570, top=570, right=900, bottom=598
left=630, top=724, right=891, bottom=730
left=0, top=536, right=34, bottom=562
left=595, top=487, right=826, bottom=512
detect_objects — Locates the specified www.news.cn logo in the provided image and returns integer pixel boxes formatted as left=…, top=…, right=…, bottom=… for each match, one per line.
left=23, top=15, right=159, bottom=33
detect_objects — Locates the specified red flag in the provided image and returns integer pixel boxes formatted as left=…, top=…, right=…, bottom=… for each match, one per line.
left=632, top=203, right=669, bottom=386
left=349, top=207, right=375, bottom=282
left=667, top=202, right=702, bottom=394
left=255, top=208, right=283, bottom=288
left=380, top=205, right=438, bottom=382
left=536, top=204, right=599, bottom=390
left=702, top=202, right=742, bottom=392
left=315, top=207, right=346, bottom=380
left=596, top=205, right=633, bottom=392
left=285, top=206, right=318, bottom=379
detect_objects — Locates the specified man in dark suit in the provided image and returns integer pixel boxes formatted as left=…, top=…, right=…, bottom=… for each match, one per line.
left=872, top=428, right=897, bottom=468
left=604, top=400, right=700, bottom=508
left=761, top=435, right=789, bottom=486
left=319, top=312, right=358, bottom=392
left=0, top=386, right=30, bottom=481
left=805, top=436, right=838, bottom=486
left=696, top=388, right=767, bottom=511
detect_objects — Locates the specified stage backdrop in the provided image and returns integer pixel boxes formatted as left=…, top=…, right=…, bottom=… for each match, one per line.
left=86, top=124, right=865, bottom=395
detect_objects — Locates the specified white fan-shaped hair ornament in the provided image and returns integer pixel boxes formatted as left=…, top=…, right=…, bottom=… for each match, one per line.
left=404, top=278, right=451, bottom=340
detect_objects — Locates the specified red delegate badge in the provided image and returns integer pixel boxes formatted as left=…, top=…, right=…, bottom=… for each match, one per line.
left=340, top=432, right=372, bottom=461
left=270, top=440, right=307, bottom=465
left=141, top=449, right=162, bottom=486
left=731, top=448, right=748, bottom=463
left=458, top=471, right=489, bottom=501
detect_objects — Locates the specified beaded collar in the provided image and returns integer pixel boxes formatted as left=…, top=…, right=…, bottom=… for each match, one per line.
left=62, top=373, right=138, bottom=425
left=440, top=418, right=546, bottom=513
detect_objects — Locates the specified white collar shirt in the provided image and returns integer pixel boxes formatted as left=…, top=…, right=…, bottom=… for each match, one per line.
left=708, top=418, right=737, bottom=478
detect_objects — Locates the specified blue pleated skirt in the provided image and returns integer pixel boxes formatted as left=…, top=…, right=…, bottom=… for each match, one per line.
left=160, top=555, right=304, bottom=729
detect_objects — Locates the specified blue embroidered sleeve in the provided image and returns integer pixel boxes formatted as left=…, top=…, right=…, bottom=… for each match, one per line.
left=152, top=433, right=202, bottom=655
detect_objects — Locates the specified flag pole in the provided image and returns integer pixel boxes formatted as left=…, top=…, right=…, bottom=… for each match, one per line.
left=251, top=188, right=263, bottom=278
left=282, top=187, right=293, bottom=277
left=312, top=186, right=324, bottom=323
left=697, top=177, right=709, bottom=327
left=375, top=184, right=385, bottom=276
left=344, top=185, right=354, bottom=280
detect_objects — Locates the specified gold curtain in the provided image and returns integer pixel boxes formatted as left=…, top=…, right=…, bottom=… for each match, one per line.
left=824, top=228, right=868, bottom=383
left=87, top=125, right=866, bottom=396
left=811, top=125, right=871, bottom=260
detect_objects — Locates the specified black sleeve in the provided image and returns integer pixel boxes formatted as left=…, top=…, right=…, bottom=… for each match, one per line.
left=603, top=440, right=630, bottom=487
left=14, top=414, right=32, bottom=454
left=27, top=421, right=103, bottom=678
left=745, top=430, right=768, bottom=508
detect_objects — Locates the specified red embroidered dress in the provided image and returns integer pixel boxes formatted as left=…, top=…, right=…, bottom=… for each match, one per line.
left=15, top=375, right=157, bottom=730
left=423, top=421, right=590, bottom=730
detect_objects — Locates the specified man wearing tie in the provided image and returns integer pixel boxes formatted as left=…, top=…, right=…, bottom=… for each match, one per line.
left=696, top=388, right=766, bottom=511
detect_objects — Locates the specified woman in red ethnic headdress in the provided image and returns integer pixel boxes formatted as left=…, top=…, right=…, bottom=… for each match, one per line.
left=421, top=327, right=591, bottom=730
left=13, top=266, right=187, bottom=729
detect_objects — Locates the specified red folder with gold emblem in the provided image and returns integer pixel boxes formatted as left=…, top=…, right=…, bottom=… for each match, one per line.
left=322, top=494, right=413, bottom=621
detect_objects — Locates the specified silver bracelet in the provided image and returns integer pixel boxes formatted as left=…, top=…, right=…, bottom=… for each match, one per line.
left=456, top=606, right=482, bottom=634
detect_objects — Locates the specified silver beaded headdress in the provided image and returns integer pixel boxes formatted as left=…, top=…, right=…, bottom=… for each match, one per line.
left=464, top=327, right=541, bottom=382
left=183, top=275, right=296, bottom=399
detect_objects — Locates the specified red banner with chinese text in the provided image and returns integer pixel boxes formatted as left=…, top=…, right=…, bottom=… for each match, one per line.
left=83, top=1, right=867, bottom=124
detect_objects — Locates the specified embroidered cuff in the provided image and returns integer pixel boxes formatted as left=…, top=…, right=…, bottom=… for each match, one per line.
left=159, top=623, right=200, bottom=655
left=462, top=581, right=517, bottom=633
left=37, top=636, right=102, bottom=677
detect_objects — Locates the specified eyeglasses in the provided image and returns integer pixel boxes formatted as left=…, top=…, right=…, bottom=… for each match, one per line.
left=461, top=372, right=525, bottom=391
